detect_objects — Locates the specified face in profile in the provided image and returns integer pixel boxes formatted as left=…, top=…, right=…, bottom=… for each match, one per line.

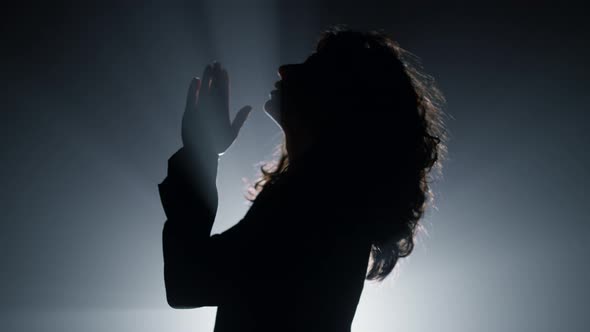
left=264, top=57, right=317, bottom=130
left=263, top=75, right=282, bottom=126
left=264, top=64, right=293, bottom=128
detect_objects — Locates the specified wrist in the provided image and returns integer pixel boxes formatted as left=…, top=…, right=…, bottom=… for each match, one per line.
left=168, top=146, right=218, bottom=183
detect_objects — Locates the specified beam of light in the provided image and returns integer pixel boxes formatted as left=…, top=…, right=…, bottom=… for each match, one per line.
left=155, top=1, right=283, bottom=331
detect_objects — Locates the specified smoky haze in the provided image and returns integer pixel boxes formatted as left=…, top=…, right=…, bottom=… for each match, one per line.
left=1, top=1, right=588, bottom=331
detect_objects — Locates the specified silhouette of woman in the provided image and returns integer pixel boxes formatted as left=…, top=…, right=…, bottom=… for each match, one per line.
left=158, top=27, right=445, bottom=332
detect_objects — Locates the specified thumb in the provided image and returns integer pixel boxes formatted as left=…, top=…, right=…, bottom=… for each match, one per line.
left=231, top=105, right=253, bottom=136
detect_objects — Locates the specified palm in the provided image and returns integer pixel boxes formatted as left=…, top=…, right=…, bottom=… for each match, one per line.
left=182, top=62, right=252, bottom=155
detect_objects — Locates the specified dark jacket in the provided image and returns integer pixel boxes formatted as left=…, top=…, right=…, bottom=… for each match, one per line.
left=159, top=147, right=372, bottom=332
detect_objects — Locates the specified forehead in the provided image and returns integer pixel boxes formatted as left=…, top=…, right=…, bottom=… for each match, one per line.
left=279, top=51, right=355, bottom=80
left=282, top=53, right=324, bottom=75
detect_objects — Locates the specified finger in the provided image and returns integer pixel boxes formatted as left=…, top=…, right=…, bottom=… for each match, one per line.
left=185, top=77, right=200, bottom=111
left=210, top=63, right=229, bottom=110
left=220, top=68, right=229, bottom=104
left=195, top=77, right=202, bottom=103
left=209, top=61, right=223, bottom=94
left=231, top=105, right=253, bottom=136
left=201, top=64, right=213, bottom=94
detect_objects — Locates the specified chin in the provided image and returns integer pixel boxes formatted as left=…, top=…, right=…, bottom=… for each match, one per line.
left=264, top=99, right=282, bottom=128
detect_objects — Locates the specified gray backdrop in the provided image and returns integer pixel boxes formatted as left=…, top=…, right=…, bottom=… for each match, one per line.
left=1, top=1, right=588, bottom=331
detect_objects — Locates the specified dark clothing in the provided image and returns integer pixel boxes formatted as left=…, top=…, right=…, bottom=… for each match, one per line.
left=159, top=147, right=372, bottom=332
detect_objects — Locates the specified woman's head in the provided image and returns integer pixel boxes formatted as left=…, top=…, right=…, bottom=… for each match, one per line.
left=259, top=26, right=446, bottom=281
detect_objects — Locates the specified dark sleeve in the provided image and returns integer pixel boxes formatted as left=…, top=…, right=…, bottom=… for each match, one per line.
left=159, top=146, right=224, bottom=308
left=159, top=151, right=368, bottom=309
left=158, top=147, right=307, bottom=309
left=159, top=147, right=286, bottom=309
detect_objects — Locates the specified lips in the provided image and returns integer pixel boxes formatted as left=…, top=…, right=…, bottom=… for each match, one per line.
left=265, top=89, right=280, bottom=111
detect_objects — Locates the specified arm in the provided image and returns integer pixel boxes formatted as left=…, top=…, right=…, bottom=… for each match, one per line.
left=159, top=147, right=219, bottom=236
left=160, top=151, right=370, bottom=310
left=159, top=160, right=296, bottom=309
left=159, top=147, right=222, bottom=308
left=159, top=62, right=252, bottom=308
left=159, top=146, right=273, bottom=308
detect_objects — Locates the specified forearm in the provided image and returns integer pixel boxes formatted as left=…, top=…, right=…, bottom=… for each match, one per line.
left=158, top=146, right=219, bottom=232
left=159, top=146, right=221, bottom=307
left=162, top=220, right=221, bottom=308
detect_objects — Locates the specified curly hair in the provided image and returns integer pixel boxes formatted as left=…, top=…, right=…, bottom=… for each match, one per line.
left=249, top=26, right=446, bottom=281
